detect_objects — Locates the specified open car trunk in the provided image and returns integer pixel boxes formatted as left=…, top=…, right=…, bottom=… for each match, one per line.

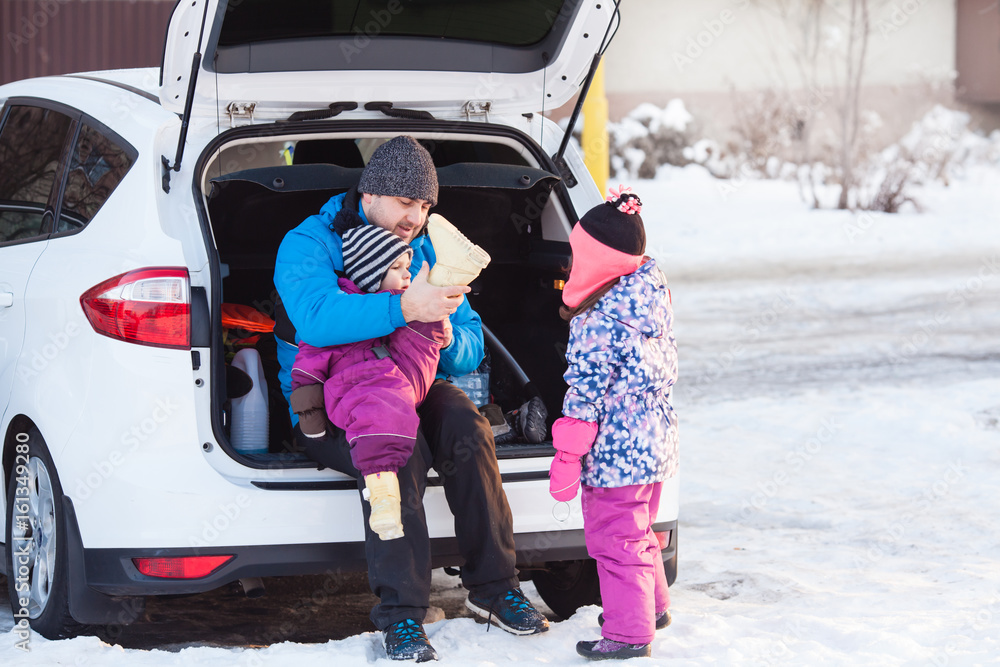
left=204, top=133, right=574, bottom=468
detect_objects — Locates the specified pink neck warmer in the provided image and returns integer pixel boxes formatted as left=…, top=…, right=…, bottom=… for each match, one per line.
left=562, top=224, right=644, bottom=308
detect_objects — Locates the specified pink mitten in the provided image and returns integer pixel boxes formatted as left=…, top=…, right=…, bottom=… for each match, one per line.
left=550, top=451, right=584, bottom=501
left=549, top=417, right=598, bottom=501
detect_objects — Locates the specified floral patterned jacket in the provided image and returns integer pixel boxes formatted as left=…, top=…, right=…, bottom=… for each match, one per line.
left=562, top=259, right=679, bottom=488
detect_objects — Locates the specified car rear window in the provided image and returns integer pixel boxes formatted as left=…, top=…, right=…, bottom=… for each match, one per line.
left=218, top=0, right=567, bottom=47
left=0, top=105, right=73, bottom=244
left=56, top=121, right=135, bottom=233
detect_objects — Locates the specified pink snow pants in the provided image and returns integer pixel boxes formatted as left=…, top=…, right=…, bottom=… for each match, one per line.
left=581, top=482, right=670, bottom=644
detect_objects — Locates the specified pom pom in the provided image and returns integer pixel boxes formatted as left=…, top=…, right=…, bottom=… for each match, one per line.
left=606, top=184, right=642, bottom=215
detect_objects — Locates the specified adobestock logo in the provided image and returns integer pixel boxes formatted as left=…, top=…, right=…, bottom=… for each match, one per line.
left=672, top=2, right=749, bottom=73
left=16, top=322, right=82, bottom=383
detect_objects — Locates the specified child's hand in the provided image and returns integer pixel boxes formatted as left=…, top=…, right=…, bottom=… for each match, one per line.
left=440, top=317, right=453, bottom=348
left=549, top=452, right=583, bottom=501
left=549, top=417, right=599, bottom=501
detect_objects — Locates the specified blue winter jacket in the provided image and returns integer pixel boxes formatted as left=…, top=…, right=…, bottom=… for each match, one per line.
left=274, top=192, right=485, bottom=419
left=562, top=259, right=679, bottom=488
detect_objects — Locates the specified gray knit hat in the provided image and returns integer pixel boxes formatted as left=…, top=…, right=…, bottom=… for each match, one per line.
left=342, top=225, right=413, bottom=293
left=358, top=136, right=438, bottom=207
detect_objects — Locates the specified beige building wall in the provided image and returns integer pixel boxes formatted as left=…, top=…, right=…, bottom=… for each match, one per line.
left=597, top=0, right=968, bottom=141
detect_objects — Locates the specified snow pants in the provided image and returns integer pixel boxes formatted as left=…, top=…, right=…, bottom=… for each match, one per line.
left=582, top=482, right=670, bottom=644
left=298, top=379, right=520, bottom=630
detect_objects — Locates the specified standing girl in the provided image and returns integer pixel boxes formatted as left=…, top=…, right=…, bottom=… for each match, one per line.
left=549, top=187, right=678, bottom=660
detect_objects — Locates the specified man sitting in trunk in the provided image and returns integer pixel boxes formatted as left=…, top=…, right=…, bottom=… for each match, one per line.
left=273, top=135, right=549, bottom=662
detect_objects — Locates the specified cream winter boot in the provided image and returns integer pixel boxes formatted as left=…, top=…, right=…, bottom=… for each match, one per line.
left=426, top=213, right=491, bottom=287
left=363, top=471, right=404, bottom=540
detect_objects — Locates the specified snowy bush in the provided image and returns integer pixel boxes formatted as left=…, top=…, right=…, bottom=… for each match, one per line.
left=856, top=106, right=1000, bottom=212
left=728, top=89, right=802, bottom=175
left=604, top=99, right=998, bottom=215
left=682, top=138, right=740, bottom=178
left=609, top=100, right=699, bottom=179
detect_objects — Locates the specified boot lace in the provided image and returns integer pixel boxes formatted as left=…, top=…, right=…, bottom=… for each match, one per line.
left=390, top=619, right=426, bottom=644
left=502, top=588, right=533, bottom=613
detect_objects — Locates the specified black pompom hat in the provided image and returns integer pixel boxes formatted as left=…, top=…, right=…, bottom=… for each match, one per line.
left=578, top=186, right=645, bottom=256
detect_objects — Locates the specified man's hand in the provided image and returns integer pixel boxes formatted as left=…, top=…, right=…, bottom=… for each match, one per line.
left=440, top=317, right=453, bottom=348
left=401, top=262, right=470, bottom=323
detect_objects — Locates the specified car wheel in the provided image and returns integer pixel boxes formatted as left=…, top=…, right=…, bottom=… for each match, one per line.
left=4, top=428, right=81, bottom=639
left=531, top=558, right=601, bottom=620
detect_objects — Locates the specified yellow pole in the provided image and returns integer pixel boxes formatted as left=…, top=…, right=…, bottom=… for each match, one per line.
left=581, top=61, right=609, bottom=195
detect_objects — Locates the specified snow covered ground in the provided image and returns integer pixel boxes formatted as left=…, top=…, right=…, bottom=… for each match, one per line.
left=4, top=167, right=1000, bottom=665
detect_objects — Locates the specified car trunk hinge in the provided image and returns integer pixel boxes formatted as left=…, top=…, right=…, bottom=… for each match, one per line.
left=160, top=0, right=212, bottom=194
left=552, top=0, right=622, bottom=188
left=225, top=102, right=257, bottom=128
left=463, top=101, right=492, bottom=122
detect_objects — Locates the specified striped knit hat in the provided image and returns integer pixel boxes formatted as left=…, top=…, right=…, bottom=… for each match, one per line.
left=341, top=225, right=413, bottom=293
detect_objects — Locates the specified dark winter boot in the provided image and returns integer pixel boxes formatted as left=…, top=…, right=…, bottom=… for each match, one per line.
left=383, top=619, right=438, bottom=662
left=576, top=638, right=652, bottom=660
left=513, top=396, right=548, bottom=443
left=493, top=397, right=548, bottom=445
left=465, top=588, right=549, bottom=635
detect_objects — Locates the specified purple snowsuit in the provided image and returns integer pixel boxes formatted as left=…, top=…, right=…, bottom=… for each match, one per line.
left=290, top=277, right=447, bottom=476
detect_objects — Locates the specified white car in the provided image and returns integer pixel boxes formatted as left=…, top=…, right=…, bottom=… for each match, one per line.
left=0, top=0, right=678, bottom=640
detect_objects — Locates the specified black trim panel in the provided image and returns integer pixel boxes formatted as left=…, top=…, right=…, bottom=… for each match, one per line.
left=250, top=469, right=549, bottom=491
left=251, top=479, right=357, bottom=491
left=209, top=163, right=559, bottom=195
left=496, top=443, right=556, bottom=459
left=190, top=286, right=211, bottom=347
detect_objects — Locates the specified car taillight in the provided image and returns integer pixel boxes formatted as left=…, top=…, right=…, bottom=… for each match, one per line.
left=132, top=555, right=234, bottom=579
left=80, top=268, right=190, bottom=349
left=655, top=530, right=671, bottom=550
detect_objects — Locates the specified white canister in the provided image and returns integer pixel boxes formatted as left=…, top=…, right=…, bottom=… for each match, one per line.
left=230, top=348, right=270, bottom=455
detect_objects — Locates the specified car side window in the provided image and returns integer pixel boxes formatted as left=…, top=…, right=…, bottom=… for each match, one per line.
left=57, top=121, right=135, bottom=233
left=0, top=104, right=74, bottom=244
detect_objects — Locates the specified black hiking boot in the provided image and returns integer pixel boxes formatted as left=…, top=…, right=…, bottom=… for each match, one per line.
left=465, top=587, right=550, bottom=635
left=382, top=619, right=438, bottom=662
left=514, top=396, right=548, bottom=443
left=493, top=397, right=549, bottom=445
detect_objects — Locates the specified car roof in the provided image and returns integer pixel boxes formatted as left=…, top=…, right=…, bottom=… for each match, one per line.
left=63, top=68, right=162, bottom=104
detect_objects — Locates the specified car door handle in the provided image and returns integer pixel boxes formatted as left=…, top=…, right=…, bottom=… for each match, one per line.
left=0, top=292, right=13, bottom=308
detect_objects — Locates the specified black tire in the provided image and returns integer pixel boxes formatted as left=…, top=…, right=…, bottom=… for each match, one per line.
left=532, top=558, right=601, bottom=620
left=4, top=428, right=82, bottom=639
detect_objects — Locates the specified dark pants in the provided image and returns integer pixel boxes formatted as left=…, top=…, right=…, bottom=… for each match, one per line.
left=299, top=379, right=519, bottom=630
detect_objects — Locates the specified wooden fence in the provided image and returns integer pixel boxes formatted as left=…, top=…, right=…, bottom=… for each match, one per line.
left=1, top=0, right=175, bottom=86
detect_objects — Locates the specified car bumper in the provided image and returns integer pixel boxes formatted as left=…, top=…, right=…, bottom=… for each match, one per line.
left=81, top=521, right=677, bottom=595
